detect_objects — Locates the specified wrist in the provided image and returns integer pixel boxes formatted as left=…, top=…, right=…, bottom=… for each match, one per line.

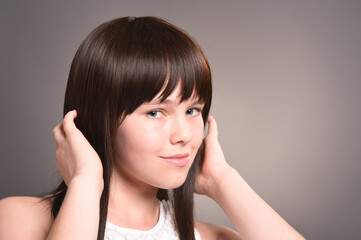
left=205, top=166, right=239, bottom=200
left=68, top=175, right=104, bottom=197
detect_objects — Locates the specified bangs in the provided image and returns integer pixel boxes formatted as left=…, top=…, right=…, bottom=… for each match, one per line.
left=107, top=17, right=212, bottom=116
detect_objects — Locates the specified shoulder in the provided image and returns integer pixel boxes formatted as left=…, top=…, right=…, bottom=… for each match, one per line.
left=195, top=221, right=241, bottom=240
left=0, top=196, right=53, bottom=240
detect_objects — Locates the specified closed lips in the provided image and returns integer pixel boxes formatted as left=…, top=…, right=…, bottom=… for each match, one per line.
left=161, top=154, right=190, bottom=166
left=161, top=154, right=189, bottom=159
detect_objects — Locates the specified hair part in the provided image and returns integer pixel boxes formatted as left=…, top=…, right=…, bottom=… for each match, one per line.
left=45, top=16, right=212, bottom=240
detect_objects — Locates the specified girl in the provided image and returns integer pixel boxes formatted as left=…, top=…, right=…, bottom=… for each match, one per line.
left=0, top=16, right=304, bottom=240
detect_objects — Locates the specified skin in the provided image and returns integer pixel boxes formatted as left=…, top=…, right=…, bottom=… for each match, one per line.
left=0, top=86, right=305, bottom=240
left=107, top=88, right=205, bottom=229
left=112, top=89, right=204, bottom=190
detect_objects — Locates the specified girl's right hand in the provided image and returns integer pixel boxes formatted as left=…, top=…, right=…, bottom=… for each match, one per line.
left=52, top=110, right=104, bottom=191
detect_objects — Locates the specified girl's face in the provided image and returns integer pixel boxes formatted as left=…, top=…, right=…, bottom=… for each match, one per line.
left=114, top=85, right=205, bottom=189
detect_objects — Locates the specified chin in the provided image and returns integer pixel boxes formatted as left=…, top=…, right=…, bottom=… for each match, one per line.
left=158, top=175, right=189, bottom=190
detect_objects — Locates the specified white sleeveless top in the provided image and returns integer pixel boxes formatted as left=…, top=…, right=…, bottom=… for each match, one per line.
left=104, top=200, right=201, bottom=240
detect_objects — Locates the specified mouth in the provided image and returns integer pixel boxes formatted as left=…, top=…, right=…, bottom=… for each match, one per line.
left=160, top=153, right=190, bottom=167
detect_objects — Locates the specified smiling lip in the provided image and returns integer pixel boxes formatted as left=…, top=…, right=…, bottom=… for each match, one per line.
left=161, top=154, right=190, bottom=167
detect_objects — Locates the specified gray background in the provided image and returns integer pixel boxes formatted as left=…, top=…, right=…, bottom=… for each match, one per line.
left=1, top=0, right=361, bottom=239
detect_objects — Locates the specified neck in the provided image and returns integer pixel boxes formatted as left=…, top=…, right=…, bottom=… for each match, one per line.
left=107, top=168, right=160, bottom=230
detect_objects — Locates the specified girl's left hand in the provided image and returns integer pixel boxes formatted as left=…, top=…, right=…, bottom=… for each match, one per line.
left=195, top=116, right=233, bottom=198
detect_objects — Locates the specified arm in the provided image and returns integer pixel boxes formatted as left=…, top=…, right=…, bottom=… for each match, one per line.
left=46, top=177, right=103, bottom=240
left=195, top=116, right=304, bottom=240
left=47, top=110, right=104, bottom=240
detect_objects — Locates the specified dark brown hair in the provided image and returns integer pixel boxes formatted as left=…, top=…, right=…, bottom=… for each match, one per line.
left=46, top=16, right=212, bottom=240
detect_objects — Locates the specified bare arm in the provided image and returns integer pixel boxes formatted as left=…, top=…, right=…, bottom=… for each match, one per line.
left=46, top=177, right=102, bottom=240
left=47, top=110, right=104, bottom=240
left=195, top=116, right=304, bottom=240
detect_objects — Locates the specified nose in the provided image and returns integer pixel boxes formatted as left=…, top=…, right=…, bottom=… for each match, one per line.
left=170, top=115, right=192, bottom=145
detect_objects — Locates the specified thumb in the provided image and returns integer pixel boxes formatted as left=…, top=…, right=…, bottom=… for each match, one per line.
left=206, top=115, right=218, bottom=139
left=62, top=110, right=78, bottom=136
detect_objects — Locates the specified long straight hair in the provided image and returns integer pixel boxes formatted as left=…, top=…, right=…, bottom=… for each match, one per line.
left=45, top=16, right=212, bottom=240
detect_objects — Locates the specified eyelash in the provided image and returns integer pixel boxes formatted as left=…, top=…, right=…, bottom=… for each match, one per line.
left=146, top=108, right=202, bottom=119
left=186, top=108, right=201, bottom=116
left=147, top=110, right=164, bottom=118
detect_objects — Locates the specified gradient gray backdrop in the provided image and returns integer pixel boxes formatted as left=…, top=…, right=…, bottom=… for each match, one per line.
left=1, top=1, right=361, bottom=239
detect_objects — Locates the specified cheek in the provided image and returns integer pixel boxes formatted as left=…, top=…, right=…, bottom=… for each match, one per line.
left=117, top=121, right=166, bottom=157
left=191, top=119, right=205, bottom=148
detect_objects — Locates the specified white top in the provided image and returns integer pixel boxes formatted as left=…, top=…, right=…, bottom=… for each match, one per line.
left=104, top=200, right=201, bottom=240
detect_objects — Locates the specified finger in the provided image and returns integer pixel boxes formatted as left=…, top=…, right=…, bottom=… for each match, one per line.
left=206, top=115, right=218, bottom=138
left=52, top=123, right=65, bottom=144
left=62, top=110, right=78, bottom=136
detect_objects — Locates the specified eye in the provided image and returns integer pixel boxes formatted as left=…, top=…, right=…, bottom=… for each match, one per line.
left=186, top=108, right=200, bottom=116
left=147, top=110, right=164, bottom=118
